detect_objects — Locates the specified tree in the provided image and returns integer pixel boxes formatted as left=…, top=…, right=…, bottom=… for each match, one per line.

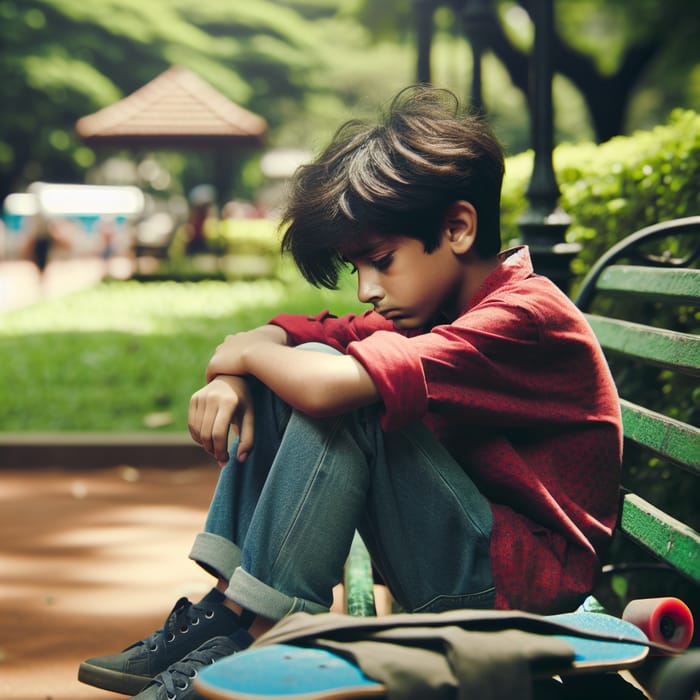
left=353, top=0, right=700, bottom=143
left=0, top=0, right=412, bottom=203
left=0, top=1, right=308, bottom=201
left=4, top=0, right=695, bottom=207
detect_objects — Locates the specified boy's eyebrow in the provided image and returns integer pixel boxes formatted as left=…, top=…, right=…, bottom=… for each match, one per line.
left=342, top=240, right=385, bottom=260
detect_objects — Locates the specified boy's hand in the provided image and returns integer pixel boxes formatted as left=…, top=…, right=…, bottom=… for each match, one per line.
left=188, top=375, right=254, bottom=466
left=206, top=325, right=287, bottom=384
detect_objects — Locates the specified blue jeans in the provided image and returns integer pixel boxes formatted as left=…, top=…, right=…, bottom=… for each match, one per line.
left=189, top=344, right=495, bottom=620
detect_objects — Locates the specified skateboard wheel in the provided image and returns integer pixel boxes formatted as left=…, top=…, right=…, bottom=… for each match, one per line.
left=623, top=597, right=694, bottom=652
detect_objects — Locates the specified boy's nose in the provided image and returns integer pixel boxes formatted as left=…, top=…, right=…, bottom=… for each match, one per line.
left=357, top=273, right=383, bottom=305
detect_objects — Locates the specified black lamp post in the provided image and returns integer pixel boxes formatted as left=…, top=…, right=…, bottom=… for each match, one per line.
left=459, top=0, right=494, bottom=112
left=413, top=0, right=435, bottom=84
left=414, top=0, right=493, bottom=111
left=517, top=0, right=578, bottom=291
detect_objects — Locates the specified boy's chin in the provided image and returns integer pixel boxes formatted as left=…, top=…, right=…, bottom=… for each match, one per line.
left=391, top=316, right=422, bottom=330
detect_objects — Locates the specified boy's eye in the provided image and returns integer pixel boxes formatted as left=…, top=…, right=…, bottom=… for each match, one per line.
left=371, top=254, right=393, bottom=271
left=345, top=253, right=392, bottom=274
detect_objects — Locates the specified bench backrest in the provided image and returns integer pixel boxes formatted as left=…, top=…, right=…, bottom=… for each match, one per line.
left=574, top=216, right=700, bottom=586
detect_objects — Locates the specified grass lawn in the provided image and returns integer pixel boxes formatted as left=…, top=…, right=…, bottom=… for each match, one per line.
left=0, top=272, right=361, bottom=432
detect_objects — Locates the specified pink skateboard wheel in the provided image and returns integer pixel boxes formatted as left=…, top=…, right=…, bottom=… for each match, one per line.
left=623, top=597, right=694, bottom=652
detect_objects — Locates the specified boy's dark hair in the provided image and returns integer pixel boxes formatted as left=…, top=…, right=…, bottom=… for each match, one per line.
left=281, top=85, right=506, bottom=289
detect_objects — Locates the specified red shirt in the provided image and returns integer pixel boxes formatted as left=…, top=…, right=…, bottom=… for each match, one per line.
left=270, top=247, right=622, bottom=613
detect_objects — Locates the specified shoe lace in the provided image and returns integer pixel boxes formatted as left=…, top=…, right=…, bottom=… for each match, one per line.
left=154, top=636, right=237, bottom=700
left=142, top=597, right=216, bottom=652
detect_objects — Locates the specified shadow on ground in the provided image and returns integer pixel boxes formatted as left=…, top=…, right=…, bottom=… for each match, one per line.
left=0, top=463, right=219, bottom=700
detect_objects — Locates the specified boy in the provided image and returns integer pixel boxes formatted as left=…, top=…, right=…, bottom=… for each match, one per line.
left=79, top=86, right=621, bottom=700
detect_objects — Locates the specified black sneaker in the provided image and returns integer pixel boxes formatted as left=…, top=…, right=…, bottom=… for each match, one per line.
left=132, top=629, right=253, bottom=700
left=78, top=589, right=245, bottom=695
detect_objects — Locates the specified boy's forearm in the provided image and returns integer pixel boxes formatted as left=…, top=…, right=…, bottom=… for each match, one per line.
left=205, top=324, right=288, bottom=382
left=240, top=341, right=381, bottom=416
left=247, top=323, right=289, bottom=345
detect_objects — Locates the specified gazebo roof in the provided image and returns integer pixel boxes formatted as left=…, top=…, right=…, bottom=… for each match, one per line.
left=75, top=66, right=268, bottom=149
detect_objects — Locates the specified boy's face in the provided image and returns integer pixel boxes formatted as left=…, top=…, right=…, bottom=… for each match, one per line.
left=343, top=233, right=466, bottom=329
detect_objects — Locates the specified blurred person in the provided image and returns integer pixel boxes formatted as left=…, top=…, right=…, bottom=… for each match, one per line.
left=185, top=184, right=218, bottom=255
left=24, top=207, right=55, bottom=276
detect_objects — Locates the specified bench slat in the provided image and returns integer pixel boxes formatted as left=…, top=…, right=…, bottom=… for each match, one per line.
left=344, top=532, right=376, bottom=616
left=596, top=265, right=700, bottom=304
left=620, top=493, right=700, bottom=584
left=585, top=314, right=700, bottom=375
left=620, top=399, right=700, bottom=473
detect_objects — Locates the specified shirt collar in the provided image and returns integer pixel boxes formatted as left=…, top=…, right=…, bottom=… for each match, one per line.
left=465, top=246, right=534, bottom=311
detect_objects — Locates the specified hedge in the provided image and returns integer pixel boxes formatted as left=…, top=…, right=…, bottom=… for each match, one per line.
left=501, top=108, right=700, bottom=285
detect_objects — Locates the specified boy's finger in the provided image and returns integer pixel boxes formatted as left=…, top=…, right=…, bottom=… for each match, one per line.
left=236, top=409, right=255, bottom=462
left=187, top=393, right=202, bottom=442
left=211, top=409, right=232, bottom=464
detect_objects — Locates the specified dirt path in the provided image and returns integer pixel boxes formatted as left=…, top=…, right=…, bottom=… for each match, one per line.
left=0, top=463, right=219, bottom=700
left=0, top=257, right=133, bottom=313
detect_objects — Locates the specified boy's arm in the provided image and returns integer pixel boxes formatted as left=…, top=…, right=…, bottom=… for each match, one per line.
left=206, top=330, right=381, bottom=416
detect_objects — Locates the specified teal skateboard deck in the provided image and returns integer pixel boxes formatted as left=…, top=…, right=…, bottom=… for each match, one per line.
left=194, top=612, right=650, bottom=700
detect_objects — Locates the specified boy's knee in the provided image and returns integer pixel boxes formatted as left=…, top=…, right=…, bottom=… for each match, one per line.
left=297, top=342, right=341, bottom=356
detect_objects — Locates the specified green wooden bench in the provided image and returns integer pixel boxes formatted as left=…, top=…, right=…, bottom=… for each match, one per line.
left=574, top=216, right=700, bottom=595
left=572, top=216, right=700, bottom=699
left=344, top=216, right=700, bottom=695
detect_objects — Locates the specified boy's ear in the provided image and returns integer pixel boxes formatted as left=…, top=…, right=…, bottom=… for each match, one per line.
left=442, top=200, right=477, bottom=255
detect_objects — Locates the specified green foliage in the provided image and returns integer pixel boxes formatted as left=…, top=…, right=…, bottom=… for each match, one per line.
left=354, top=0, right=700, bottom=142
left=214, top=218, right=283, bottom=258
left=4, top=0, right=698, bottom=208
left=0, top=0, right=416, bottom=203
left=501, top=108, right=700, bottom=288
left=560, top=109, right=700, bottom=277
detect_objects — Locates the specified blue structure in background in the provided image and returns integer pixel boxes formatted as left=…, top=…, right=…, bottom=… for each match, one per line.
left=1, top=183, right=144, bottom=259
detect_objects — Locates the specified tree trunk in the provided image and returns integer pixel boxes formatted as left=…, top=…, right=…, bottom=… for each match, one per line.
left=477, top=6, right=662, bottom=143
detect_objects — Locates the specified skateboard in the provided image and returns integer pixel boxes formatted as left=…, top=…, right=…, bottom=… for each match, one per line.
left=193, top=610, right=657, bottom=700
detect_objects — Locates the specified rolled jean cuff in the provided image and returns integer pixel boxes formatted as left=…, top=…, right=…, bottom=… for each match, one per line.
left=189, top=532, right=241, bottom=582
left=227, top=567, right=329, bottom=621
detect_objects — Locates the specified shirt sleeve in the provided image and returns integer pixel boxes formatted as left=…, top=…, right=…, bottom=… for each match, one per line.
left=347, top=299, right=563, bottom=432
left=269, top=310, right=395, bottom=351
left=348, top=307, right=537, bottom=430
